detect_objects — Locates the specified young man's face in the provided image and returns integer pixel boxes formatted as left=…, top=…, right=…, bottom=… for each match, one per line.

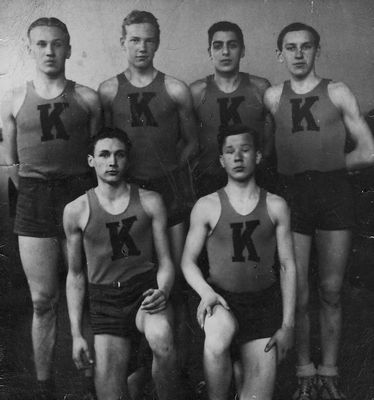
left=209, top=31, right=244, bottom=74
left=121, top=23, right=159, bottom=69
left=28, top=26, right=71, bottom=76
left=278, top=30, right=319, bottom=79
left=88, top=138, right=128, bottom=184
left=220, top=132, right=261, bottom=182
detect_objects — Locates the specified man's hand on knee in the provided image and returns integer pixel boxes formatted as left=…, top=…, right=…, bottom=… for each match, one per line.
left=141, top=288, right=168, bottom=314
left=197, top=289, right=230, bottom=329
left=264, top=325, right=294, bottom=363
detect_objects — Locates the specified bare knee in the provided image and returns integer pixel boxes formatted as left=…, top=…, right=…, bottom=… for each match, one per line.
left=32, top=292, right=59, bottom=317
left=146, top=320, right=175, bottom=358
left=204, top=318, right=236, bottom=357
left=319, top=283, right=341, bottom=309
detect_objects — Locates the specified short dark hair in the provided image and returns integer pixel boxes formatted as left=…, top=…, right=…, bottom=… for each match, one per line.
left=277, top=22, right=320, bottom=51
left=122, top=10, right=160, bottom=44
left=89, top=127, right=132, bottom=156
left=208, top=21, right=244, bottom=50
left=217, top=124, right=259, bottom=154
left=27, top=17, right=70, bottom=46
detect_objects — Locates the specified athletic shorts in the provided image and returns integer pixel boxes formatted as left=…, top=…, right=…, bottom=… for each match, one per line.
left=128, top=167, right=192, bottom=227
left=14, top=174, right=95, bottom=238
left=211, top=282, right=282, bottom=347
left=88, top=269, right=157, bottom=338
left=277, top=170, right=355, bottom=235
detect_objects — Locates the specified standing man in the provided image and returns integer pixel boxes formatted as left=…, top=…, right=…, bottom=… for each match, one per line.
left=190, top=21, right=275, bottom=198
left=64, top=128, right=179, bottom=400
left=98, top=10, right=197, bottom=269
left=264, top=22, right=374, bottom=399
left=0, top=18, right=101, bottom=400
left=181, top=124, right=296, bottom=400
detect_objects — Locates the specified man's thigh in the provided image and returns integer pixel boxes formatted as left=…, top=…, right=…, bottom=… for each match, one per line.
left=18, top=236, right=61, bottom=298
left=239, top=338, right=277, bottom=399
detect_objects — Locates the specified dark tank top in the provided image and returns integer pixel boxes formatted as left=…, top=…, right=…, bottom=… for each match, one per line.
left=274, top=79, right=346, bottom=175
left=112, top=71, right=179, bottom=180
left=83, top=185, right=155, bottom=284
left=16, top=80, right=90, bottom=179
left=196, top=73, right=267, bottom=174
left=206, top=188, right=277, bottom=293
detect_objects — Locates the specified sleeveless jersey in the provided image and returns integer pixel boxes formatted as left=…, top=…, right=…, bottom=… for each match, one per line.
left=274, top=79, right=347, bottom=175
left=206, top=188, right=277, bottom=293
left=15, top=80, right=91, bottom=179
left=196, top=73, right=267, bottom=174
left=83, top=185, right=155, bottom=285
left=112, top=71, right=179, bottom=180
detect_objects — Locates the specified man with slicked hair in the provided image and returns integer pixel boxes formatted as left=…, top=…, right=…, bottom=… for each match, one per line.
left=1, top=17, right=101, bottom=399
left=265, top=22, right=374, bottom=399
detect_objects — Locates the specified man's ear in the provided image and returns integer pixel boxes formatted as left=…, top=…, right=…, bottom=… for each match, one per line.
left=276, top=49, right=284, bottom=63
left=256, top=151, right=262, bottom=165
left=219, top=154, right=225, bottom=168
left=87, top=154, right=94, bottom=168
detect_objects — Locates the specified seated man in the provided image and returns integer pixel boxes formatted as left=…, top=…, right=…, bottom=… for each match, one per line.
left=64, top=127, right=179, bottom=400
left=181, top=124, right=296, bottom=400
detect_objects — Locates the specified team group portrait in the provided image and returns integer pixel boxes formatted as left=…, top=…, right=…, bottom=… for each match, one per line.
left=0, top=1, right=373, bottom=400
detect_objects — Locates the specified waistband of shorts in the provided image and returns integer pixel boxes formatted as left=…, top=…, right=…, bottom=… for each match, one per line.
left=88, top=269, right=156, bottom=290
left=210, top=280, right=280, bottom=300
left=279, top=169, right=348, bottom=181
left=19, top=172, right=93, bottom=185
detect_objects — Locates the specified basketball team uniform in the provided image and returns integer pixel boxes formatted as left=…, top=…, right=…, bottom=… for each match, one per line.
left=274, top=79, right=355, bottom=234
left=14, top=80, right=94, bottom=237
left=206, top=188, right=282, bottom=345
left=111, top=71, right=187, bottom=226
left=85, top=184, right=157, bottom=337
left=194, top=73, right=270, bottom=197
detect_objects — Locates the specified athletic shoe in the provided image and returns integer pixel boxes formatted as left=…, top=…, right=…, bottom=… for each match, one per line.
left=316, top=375, right=346, bottom=400
left=292, top=376, right=318, bottom=400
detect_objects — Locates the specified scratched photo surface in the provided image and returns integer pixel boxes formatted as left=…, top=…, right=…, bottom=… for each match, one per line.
left=0, top=0, right=374, bottom=399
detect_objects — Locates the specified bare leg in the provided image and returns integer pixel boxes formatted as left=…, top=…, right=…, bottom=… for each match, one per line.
left=239, top=338, right=277, bottom=400
left=293, top=232, right=313, bottom=367
left=94, top=334, right=132, bottom=400
left=136, top=304, right=179, bottom=400
left=315, top=229, right=351, bottom=367
left=203, top=306, right=237, bottom=400
left=19, top=236, right=60, bottom=381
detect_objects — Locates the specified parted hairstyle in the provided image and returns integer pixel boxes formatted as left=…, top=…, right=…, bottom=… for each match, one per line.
left=277, top=22, right=320, bottom=51
left=27, top=17, right=70, bottom=45
left=88, top=127, right=133, bottom=155
left=208, top=21, right=244, bottom=50
left=122, top=10, right=160, bottom=44
left=217, top=124, right=260, bottom=154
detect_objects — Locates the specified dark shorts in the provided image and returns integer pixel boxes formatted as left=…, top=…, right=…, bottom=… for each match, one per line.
left=277, top=170, right=355, bottom=235
left=88, top=269, right=157, bottom=338
left=14, top=174, right=95, bottom=238
left=128, top=167, right=193, bottom=227
left=212, top=282, right=282, bottom=347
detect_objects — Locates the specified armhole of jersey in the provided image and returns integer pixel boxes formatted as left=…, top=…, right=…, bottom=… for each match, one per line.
left=81, top=192, right=92, bottom=234
left=137, top=186, right=153, bottom=220
left=272, top=82, right=286, bottom=117
left=14, top=84, right=28, bottom=119
left=265, top=192, right=277, bottom=227
left=72, top=85, right=91, bottom=116
left=207, top=192, right=222, bottom=238
left=325, top=79, right=344, bottom=117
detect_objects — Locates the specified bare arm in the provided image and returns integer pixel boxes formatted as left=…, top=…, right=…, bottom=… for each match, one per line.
left=181, top=196, right=229, bottom=326
left=329, top=82, right=374, bottom=170
left=76, top=85, right=102, bottom=136
left=98, top=77, right=118, bottom=127
left=166, top=76, right=198, bottom=167
left=140, top=191, right=174, bottom=313
left=265, top=194, right=296, bottom=361
left=63, top=198, right=92, bottom=369
left=1, top=89, right=19, bottom=187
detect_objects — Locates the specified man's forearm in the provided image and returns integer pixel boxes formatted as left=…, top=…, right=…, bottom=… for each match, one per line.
left=280, top=264, right=296, bottom=328
left=66, top=271, right=86, bottom=338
